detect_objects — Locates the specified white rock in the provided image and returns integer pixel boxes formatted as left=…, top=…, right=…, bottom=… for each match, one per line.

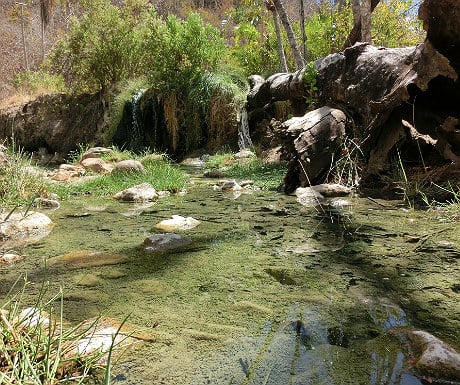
left=155, top=215, right=201, bottom=231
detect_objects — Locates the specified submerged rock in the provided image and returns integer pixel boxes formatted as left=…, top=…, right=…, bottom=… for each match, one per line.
left=405, top=329, right=460, bottom=381
left=144, top=233, right=192, bottom=252
left=113, top=183, right=158, bottom=202
left=48, top=250, right=129, bottom=269
left=213, top=179, right=243, bottom=192
left=155, top=215, right=201, bottom=231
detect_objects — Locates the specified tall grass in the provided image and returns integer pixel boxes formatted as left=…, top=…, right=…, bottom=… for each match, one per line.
left=0, top=146, right=50, bottom=207
left=57, top=152, right=187, bottom=197
left=0, top=277, right=109, bottom=384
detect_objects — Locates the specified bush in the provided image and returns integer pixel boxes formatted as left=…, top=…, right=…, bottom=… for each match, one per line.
left=14, top=70, right=65, bottom=96
left=146, top=12, right=226, bottom=93
left=48, top=0, right=153, bottom=92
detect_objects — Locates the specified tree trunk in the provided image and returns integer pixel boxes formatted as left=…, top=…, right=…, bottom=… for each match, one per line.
left=20, top=4, right=29, bottom=71
left=300, top=0, right=308, bottom=61
left=272, top=0, right=305, bottom=69
left=360, top=0, right=372, bottom=43
left=271, top=7, right=288, bottom=72
left=343, top=0, right=380, bottom=49
left=246, top=33, right=460, bottom=188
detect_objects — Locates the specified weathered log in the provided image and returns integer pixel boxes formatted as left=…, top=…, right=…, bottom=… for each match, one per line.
left=247, top=70, right=306, bottom=110
left=279, top=106, right=347, bottom=194
left=247, top=0, right=460, bottom=188
left=315, top=41, right=458, bottom=174
left=419, top=0, right=460, bottom=71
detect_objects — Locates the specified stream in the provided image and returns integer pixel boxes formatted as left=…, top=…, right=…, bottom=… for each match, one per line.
left=1, top=174, right=459, bottom=385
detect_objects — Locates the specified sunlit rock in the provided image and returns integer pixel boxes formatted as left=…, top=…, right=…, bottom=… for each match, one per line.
left=0, top=253, right=23, bottom=265
left=112, top=159, right=145, bottom=174
left=181, top=157, right=206, bottom=167
left=71, top=316, right=154, bottom=364
left=295, top=183, right=351, bottom=198
left=17, top=307, right=50, bottom=328
left=155, top=215, right=201, bottom=231
left=0, top=211, right=53, bottom=248
left=45, top=164, right=85, bottom=181
left=295, top=187, right=324, bottom=207
left=214, top=179, right=242, bottom=191
left=34, top=197, right=60, bottom=209
left=80, top=157, right=113, bottom=174
left=113, top=183, right=158, bottom=202
left=144, top=233, right=192, bottom=252
left=81, top=147, right=115, bottom=160
left=234, top=149, right=255, bottom=159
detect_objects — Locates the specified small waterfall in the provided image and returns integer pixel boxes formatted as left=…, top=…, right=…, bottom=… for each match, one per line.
left=130, top=89, right=146, bottom=151
left=238, top=106, right=252, bottom=149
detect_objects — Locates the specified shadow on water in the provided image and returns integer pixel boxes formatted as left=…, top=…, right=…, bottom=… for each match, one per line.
left=0, top=183, right=458, bottom=385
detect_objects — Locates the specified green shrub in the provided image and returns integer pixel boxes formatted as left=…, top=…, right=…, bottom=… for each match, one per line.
left=48, top=0, right=153, bottom=92
left=14, top=70, right=65, bottom=96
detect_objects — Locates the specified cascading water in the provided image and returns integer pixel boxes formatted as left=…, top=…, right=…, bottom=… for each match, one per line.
left=130, top=89, right=146, bottom=151
left=238, top=106, right=253, bottom=149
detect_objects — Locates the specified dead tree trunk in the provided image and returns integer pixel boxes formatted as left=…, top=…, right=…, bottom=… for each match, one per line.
left=246, top=0, right=460, bottom=192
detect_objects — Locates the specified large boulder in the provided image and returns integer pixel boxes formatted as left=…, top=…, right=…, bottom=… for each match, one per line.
left=0, top=93, right=108, bottom=158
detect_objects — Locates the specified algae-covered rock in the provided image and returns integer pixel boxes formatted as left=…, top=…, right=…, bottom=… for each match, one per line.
left=144, top=233, right=192, bottom=252
left=48, top=250, right=129, bottom=269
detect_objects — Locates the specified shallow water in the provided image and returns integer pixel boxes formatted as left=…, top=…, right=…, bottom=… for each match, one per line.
left=1, top=176, right=459, bottom=385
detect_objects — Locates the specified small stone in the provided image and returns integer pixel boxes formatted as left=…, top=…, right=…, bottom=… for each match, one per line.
left=0, top=253, right=23, bottom=265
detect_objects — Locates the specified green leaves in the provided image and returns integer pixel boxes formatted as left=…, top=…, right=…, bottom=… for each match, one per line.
left=146, top=13, right=225, bottom=94
left=49, top=0, right=153, bottom=92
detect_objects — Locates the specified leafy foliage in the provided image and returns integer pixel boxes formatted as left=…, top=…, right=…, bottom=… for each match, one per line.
left=372, top=0, right=423, bottom=47
left=304, top=0, right=423, bottom=61
left=146, top=12, right=226, bottom=93
left=48, top=0, right=153, bottom=92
